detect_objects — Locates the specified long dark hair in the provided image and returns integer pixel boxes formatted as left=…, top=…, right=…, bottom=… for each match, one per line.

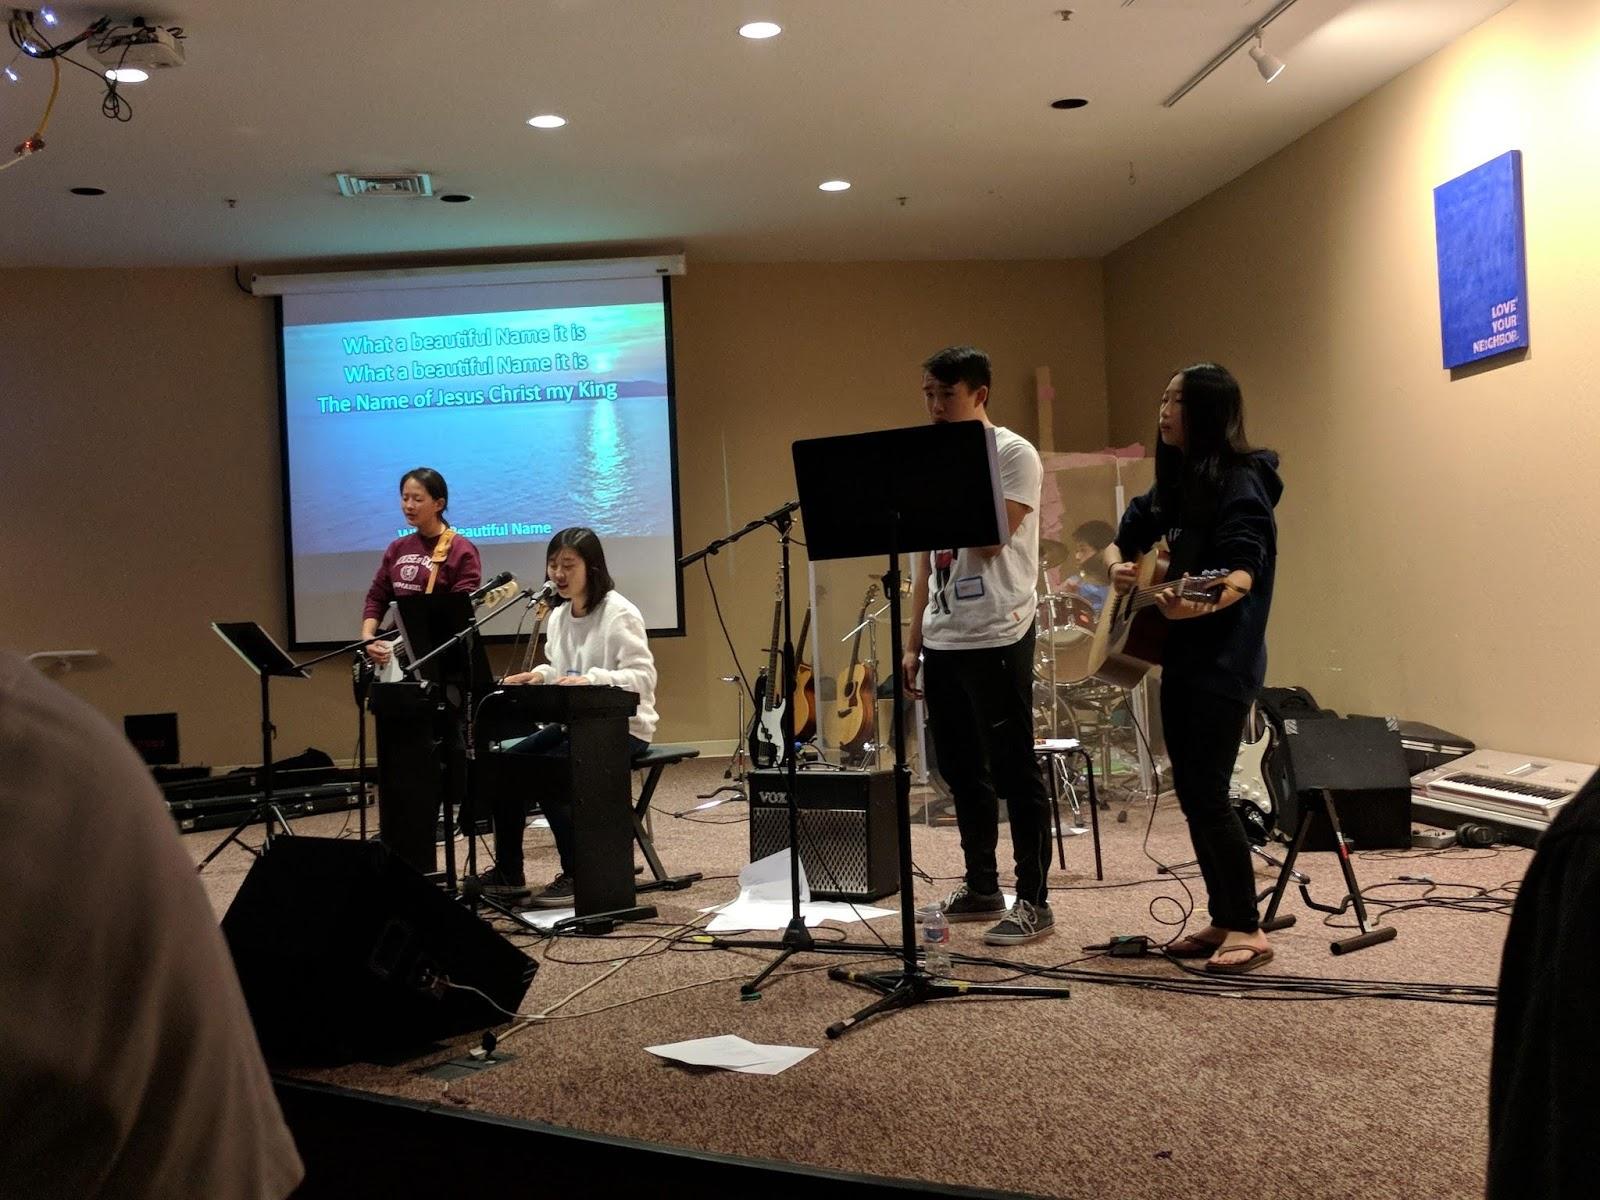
left=546, top=526, right=615, bottom=611
left=1154, top=363, right=1262, bottom=518
left=399, top=467, right=450, bottom=524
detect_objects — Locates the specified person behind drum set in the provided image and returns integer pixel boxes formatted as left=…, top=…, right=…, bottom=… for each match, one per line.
left=359, top=467, right=483, bottom=670
left=471, top=527, right=658, bottom=907
left=1059, top=519, right=1115, bottom=622
left=1108, top=363, right=1283, bottom=974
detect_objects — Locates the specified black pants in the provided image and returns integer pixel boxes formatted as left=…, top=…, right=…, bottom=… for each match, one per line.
left=922, top=626, right=1051, bottom=907
left=1160, top=683, right=1259, bottom=933
left=492, top=725, right=648, bottom=880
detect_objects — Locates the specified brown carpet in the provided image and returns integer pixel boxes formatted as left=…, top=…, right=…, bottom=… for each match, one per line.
left=193, top=759, right=1518, bottom=1199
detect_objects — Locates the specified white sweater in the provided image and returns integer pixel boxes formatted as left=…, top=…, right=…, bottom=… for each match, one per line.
left=530, top=591, right=658, bottom=743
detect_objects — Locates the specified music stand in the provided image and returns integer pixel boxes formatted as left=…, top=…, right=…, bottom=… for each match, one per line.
left=393, top=592, right=500, bottom=893
left=793, top=421, right=1073, bottom=1037
left=198, top=622, right=311, bottom=872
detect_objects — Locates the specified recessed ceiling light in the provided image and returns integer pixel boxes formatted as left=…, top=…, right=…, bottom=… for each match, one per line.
left=1050, top=97, right=1089, bottom=110
left=439, top=193, right=473, bottom=203
left=3, top=66, right=18, bottom=84
left=739, top=21, right=782, bottom=39
left=818, top=180, right=851, bottom=192
left=105, top=67, right=149, bottom=84
left=526, top=113, right=567, bottom=129
left=70, top=186, right=106, bottom=196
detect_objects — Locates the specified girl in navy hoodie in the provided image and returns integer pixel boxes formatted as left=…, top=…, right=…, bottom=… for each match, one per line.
left=1111, top=363, right=1283, bottom=974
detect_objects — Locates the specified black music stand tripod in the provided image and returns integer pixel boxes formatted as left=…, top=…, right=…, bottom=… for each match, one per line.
left=793, top=422, right=1072, bottom=1037
left=198, top=622, right=393, bottom=872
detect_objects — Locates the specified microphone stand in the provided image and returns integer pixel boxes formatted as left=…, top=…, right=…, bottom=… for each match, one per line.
left=681, top=502, right=872, bottom=995
left=403, top=590, right=531, bottom=899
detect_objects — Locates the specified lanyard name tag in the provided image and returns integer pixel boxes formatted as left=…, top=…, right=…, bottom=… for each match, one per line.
left=954, top=576, right=985, bottom=601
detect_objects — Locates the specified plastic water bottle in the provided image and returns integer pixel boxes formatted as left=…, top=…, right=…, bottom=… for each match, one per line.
left=921, top=903, right=951, bottom=976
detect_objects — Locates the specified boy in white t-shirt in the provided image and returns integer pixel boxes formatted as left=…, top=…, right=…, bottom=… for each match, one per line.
left=901, top=346, right=1055, bottom=946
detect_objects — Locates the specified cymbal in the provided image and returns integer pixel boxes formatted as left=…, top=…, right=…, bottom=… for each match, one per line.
left=1038, top=537, right=1072, bottom=568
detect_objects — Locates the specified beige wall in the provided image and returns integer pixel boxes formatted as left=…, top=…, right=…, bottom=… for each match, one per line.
left=4, top=260, right=1105, bottom=764
left=1104, top=0, right=1600, bottom=761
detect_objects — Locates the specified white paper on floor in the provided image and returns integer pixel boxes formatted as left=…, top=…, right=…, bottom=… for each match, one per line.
left=697, top=849, right=896, bottom=931
left=646, top=1035, right=817, bottom=1076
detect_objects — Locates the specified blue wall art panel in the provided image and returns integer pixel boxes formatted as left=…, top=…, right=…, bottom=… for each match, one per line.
left=1433, top=150, right=1529, bottom=370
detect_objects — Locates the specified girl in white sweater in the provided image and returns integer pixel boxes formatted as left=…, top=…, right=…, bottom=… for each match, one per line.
left=473, top=527, right=658, bottom=906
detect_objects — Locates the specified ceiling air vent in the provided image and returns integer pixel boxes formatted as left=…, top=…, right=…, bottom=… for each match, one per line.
left=334, top=172, right=435, bottom=198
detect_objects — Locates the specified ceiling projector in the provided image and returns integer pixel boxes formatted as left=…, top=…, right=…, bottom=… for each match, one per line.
left=88, top=25, right=185, bottom=72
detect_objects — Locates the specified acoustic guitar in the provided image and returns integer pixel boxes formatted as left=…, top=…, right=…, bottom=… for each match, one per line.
left=832, top=583, right=879, bottom=757
left=1048, top=546, right=1229, bottom=689
left=791, top=607, right=816, bottom=744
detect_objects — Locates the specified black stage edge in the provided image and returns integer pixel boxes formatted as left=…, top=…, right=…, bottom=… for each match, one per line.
left=276, top=1076, right=1035, bottom=1200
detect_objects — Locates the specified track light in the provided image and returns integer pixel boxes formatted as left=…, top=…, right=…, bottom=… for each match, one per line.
left=1249, top=37, right=1286, bottom=83
left=1161, top=0, right=1302, bottom=107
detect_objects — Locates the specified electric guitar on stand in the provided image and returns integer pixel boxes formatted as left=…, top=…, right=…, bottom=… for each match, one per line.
left=1230, top=717, right=1275, bottom=843
left=748, top=572, right=786, bottom=768
left=832, top=583, right=879, bottom=761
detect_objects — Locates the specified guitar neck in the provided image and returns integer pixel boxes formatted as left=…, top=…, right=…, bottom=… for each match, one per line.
left=761, top=586, right=782, bottom=704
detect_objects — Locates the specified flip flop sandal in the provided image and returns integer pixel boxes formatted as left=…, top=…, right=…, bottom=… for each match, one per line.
left=1204, top=945, right=1275, bottom=974
left=1166, top=934, right=1224, bottom=959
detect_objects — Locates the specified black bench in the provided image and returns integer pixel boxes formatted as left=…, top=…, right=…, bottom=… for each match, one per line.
left=631, top=744, right=703, bottom=893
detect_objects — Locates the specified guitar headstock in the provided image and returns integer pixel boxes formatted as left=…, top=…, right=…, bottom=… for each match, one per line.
left=1173, top=569, right=1230, bottom=601
left=479, top=578, right=522, bottom=608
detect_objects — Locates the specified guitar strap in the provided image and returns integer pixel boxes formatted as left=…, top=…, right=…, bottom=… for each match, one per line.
left=424, top=527, right=457, bottom=594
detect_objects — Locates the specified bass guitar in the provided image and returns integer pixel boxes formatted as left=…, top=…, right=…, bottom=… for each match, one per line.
left=353, top=575, right=521, bottom=692
left=748, top=571, right=785, bottom=768
left=832, top=583, right=879, bottom=759
left=791, top=607, right=816, bottom=744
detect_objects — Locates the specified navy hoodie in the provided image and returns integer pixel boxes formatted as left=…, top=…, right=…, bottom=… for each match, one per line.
left=1114, top=450, right=1283, bottom=702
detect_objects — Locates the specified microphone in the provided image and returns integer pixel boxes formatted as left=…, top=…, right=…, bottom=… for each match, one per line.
left=527, top=579, right=560, bottom=605
left=470, top=571, right=514, bottom=603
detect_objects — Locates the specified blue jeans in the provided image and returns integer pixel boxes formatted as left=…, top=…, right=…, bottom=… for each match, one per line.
left=496, top=725, right=649, bottom=878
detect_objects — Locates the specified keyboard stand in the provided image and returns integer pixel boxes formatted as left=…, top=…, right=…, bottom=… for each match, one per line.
left=1260, top=787, right=1398, bottom=955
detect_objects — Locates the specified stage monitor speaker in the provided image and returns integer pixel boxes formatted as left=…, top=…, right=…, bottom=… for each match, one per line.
left=748, top=768, right=898, bottom=902
left=1276, top=716, right=1412, bottom=850
left=222, top=836, right=536, bottom=1062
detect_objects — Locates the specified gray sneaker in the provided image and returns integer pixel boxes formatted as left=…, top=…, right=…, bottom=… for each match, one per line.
left=983, top=900, right=1055, bottom=945
left=944, top=883, right=1008, bottom=923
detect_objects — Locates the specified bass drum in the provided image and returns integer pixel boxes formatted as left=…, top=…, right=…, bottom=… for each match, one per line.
left=1034, top=591, right=1098, bottom=684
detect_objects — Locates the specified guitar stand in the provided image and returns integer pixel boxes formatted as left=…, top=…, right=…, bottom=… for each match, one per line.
left=698, top=677, right=750, bottom=804
left=1259, top=787, right=1397, bottom=955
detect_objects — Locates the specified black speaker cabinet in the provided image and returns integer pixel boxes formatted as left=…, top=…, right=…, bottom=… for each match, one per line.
left=222, top=837, right=536, bottom=1062
left=1275, top=716, right=1413, bottom=851
left=747, top=768, right=898, bottom=902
